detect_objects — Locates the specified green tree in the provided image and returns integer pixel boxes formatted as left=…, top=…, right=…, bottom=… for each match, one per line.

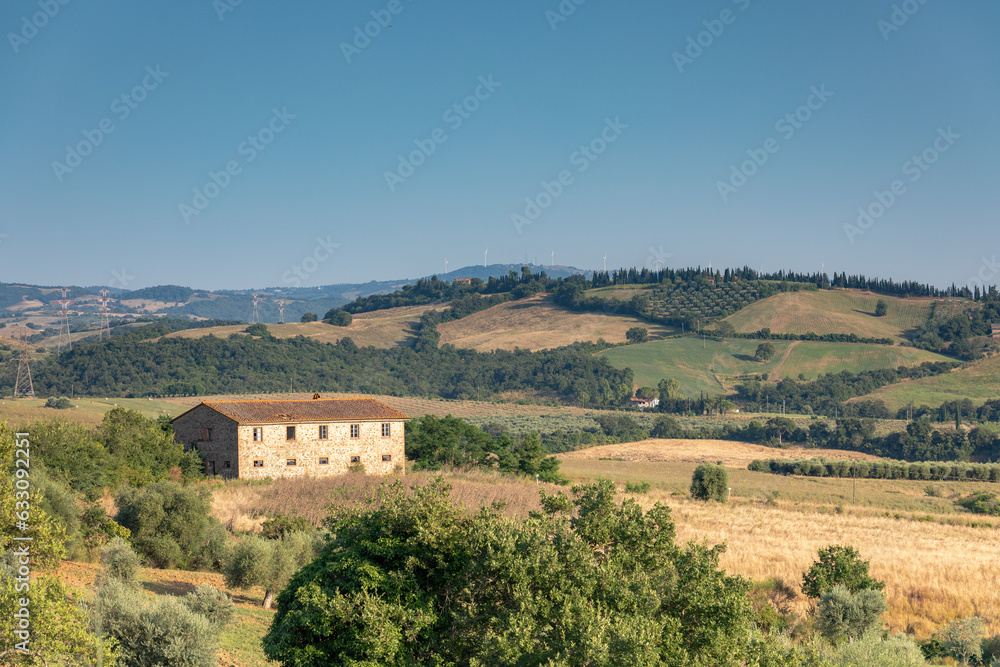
left=101, top=536, right=140, bottom=586
left=875, top=300, right=888, bottom=317
left=934, top=616, right=986, bottom=665
left=224, top=532, right=317, bottom=608
left=767, top=417, right=797, bottom=446
left=657, top=377, right=681, bottom=402
left=625, top=326, right=648, bottom=343
left=755, top=342, right=776, bottom=362
left=263, top=478, right=798, bottom=667
left=245, top=322, right=270, bottom=337
left=300, top=312, right=318, bottom=323
left=715, top=321, right=736, bottom=341
left=650, top=415, right=683, bottom=439
left=323, top=309, right=352, bottom=326
left=635, top=386, right=657, bottom=400
left=690, top=462, right=730, bottom=502
left=114, top=481, right=228, bottom=570
left=817, top=586, right=887, bottom=644
left=802, top=544, right=885, bottom=599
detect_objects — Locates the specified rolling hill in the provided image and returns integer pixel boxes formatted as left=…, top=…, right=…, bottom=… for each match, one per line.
left=598, top=338, right=953, bottom=397
left=849, top=353, right=1000, bottom=411
left=436, top=294, right=675, bottom=351
left=718, top=289, right=937, bottom=341
left=162, top=304, right=440, bottom=348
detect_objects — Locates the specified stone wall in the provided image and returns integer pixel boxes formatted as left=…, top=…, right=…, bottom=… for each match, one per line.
left=172, top=405, right=406, bottom=480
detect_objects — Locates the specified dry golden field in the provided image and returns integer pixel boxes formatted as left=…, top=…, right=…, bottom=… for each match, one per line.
left=557, top=438, right=882, bottom=467
left=162, top=303, right=441, bottom=349
left=437, top=294, right=675, bottom=351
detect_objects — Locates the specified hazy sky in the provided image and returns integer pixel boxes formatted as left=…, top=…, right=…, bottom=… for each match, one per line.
left=1, top=1, right=998, bottom=291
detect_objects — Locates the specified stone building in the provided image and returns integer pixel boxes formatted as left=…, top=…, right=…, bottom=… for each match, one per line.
left=171, top=396, right=409, bottom=480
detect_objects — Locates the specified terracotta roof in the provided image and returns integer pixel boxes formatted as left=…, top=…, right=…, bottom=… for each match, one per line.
left=175, top=398, right=409, bottom=424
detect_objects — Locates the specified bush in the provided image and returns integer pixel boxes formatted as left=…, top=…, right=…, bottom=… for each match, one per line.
left=625, top=480, right=651, bottom=494
left=300, top=312, right=318, bottom=323
left=829, top=630, right=927, bottom=666
left=817, top=586, right=888, bottom=644
left=690, top=462, right=729, bottom=502
left=261, top=514, right=314, bottom=539
left=245, top=323, right=270, bottom=337
left=802, top=544, right=885, bottom=599
left=101, top=536, right=140, bottom=586
left=97, top=578, right=221, bottom=667
left=182, top=585, right=235, bottom=629
left=625, top=326, right=648, bottom=343
left=224, top=532, right=318, bottom=608
left=934, top=616, right=986, bottom=665
left=114, top=481, right=228, bottom=570
left=324, top=309, right=352, bottom=326
left=956, top=492, right=1000, bottom=516
left=44, top=396, right=72, bottom=409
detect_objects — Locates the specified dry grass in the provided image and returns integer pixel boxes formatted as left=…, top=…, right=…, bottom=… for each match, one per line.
left=557, top=438, right=882, bottom=467
left=162, top=303, right=442, bottom=349
left=209, top=468, right=557, bottom=532
left=437, top=294, right=676, bottom=351
left=653, top=493, right=1000, bottom=638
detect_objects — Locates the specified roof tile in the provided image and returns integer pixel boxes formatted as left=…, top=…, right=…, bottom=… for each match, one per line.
left=183, top=398, right=409, bottom=424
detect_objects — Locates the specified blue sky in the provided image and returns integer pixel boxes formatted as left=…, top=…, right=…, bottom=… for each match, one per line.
left=1, top=0, right=998, bottom=291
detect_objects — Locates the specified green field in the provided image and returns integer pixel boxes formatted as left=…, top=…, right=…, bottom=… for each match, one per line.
left=598, top=338, right=953, bottom=397
left=852, top=353, right=1000, bottom=411
left=720, top=289, right=938, bottom=342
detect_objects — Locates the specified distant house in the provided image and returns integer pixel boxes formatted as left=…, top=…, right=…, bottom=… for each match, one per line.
left=171, top=396, right=409, bottom=479
left=992, top=324, right=1000, bottom=339
left=629, top=397, right=660, bottom=410
left=453, top=277, right=472, bottom=285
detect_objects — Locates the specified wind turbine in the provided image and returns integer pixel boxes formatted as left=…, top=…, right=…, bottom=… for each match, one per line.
left=483, top=247, right=488, bottom=268
left=444, top=258, right=448, bottom=275
left=603, top=255, right=607, bottom=272
left=550, top=250, right=555, bottom=267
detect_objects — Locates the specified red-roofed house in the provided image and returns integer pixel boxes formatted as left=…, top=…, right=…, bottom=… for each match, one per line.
left=171, top=396, right=408, bottom=479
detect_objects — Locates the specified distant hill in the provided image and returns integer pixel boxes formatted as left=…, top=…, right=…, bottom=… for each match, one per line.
left=849, top=354, right=1000, bottom=411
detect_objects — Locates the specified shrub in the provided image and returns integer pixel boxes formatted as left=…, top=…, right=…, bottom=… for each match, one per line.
left=300, top=312, right=318, bottom=323
left=324, top=309, right=352, bottom=326
left=817, top=586, right=887, bottom=644
left=690, top=462, right=729, bottom=502
left=101, top=536, right=140, bottom=586
left=182, top=585, right=235, bottom=629
left=114, top=481, right=228, bottom=570
left=625, top=481, right=651, bottom=494
left=97, top=578, right=221, bottom=667
left=956, top=492, right=1000, bottom=516
left=44, top=396, right=72, bottom=409
left=224, top=532, right=318, bottom=608
left=829, top=630, right=927, bottom=666
left=260, top=514, right=314, bottom=539
left=625, top=326, right=648, bottom=343
left=801, top=545, right=885, bottom=599
left=934, top=616, right=986, bottom=666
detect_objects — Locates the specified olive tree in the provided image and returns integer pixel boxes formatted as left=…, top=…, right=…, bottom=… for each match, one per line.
left=690, top=462, right=729, bottom=502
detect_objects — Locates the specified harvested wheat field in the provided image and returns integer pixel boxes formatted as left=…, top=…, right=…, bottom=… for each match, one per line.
left=557, top=438, right=881, bottom=467
left=654, top=494, right=1000, bottom=638
left=437, top=293, right=675, bottom=351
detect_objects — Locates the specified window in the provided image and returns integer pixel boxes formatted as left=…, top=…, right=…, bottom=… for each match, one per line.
left=253, top=460, right=264, bottom=468
left=223, top=461, right=231, bottom=469
left=382, top=454, right=392, bottom=462
left=318, top=457, right=329, bottom=465
left=319, top=425, right=328, bottom=439
left=253, top=427, right=263, bottom=442
left=207, top=428, right=213, bottom=441
left=286, top=426, right=296, bottom=441
left=200, top=428, right=213, bottom=441
left=208, top=461, right=216, bottom=474
left=350, top=424, right=360, bottom=438
left=350, top=456, right=360, bottom=464
left=286, top=459, right=296, bottom=466
left=381, top=423, right=391, bottom=437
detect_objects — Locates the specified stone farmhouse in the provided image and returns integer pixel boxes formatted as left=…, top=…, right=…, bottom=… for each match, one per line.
left=171, top=396, right=409, bottom=480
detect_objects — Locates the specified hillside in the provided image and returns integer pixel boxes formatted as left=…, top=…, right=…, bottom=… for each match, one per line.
left=849, top=353, right=1000, bottom=411
left=437, top=294, right=675, bottom=351
left=163, top=303, right=441, bottom=348
left=599, top=338, right=953, bottom=397
left=719, top=289, right=937, bottom=341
